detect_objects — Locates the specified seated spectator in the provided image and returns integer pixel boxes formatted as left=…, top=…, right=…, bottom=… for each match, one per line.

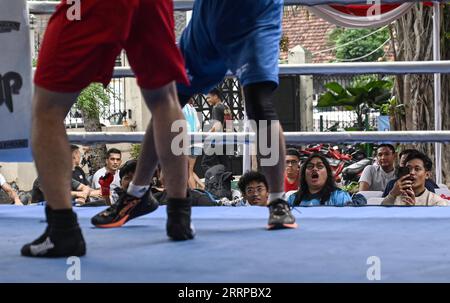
left=284, top=148, right=301, bottom=192
left=288, top=154, right=352, bottom=206
left=359, top=144, right=397, bottom=191
left=237, top=171, right=269, bottom=206
left=0, top=172, right=22, bottom=205
left=31, top=177, right=96, bottom=205
left=71, top=144, right=89, bottom=185
left=382, top=149, right=439, bottom=197
left=108, top=160, right=135, bottom=204
left=381, top=152, right=448, bottom=206
left=91, top=148, right=122, bottom=191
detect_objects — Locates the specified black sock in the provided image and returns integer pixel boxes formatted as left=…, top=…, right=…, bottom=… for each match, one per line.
left=51, top=208, right=79, bottom=230
left=166, top=198, right=194, bottom=241
left=167, top=197, right=190, bottom=208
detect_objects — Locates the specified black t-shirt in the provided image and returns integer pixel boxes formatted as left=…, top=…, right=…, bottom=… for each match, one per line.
left=31, top=178, right=82, bottom=203
left=73, top=166, right=89, bottom=185
left=211, top=103, right=225, bottom=128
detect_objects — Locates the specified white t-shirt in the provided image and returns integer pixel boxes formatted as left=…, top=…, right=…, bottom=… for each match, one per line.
left=0, top=173, right=6, bottom=187
left=382, top=189, right=449, bottom=206
left=91, top=167, right=121, bottom=191
left=359, top=165, right=396, bottom=191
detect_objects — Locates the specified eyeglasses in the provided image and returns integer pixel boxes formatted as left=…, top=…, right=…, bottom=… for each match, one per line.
left=286, top=160, right=299, bottom=166
left=245, top=186, right=267, bottom=195
left=306, top=163, right=325, bottom=170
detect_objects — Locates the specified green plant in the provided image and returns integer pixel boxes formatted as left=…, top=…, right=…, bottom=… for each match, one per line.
left=75, top=83, right=110, bottom=119
left=130, top=144, right=141, bottom=160
left=317, top=78, right=393, bottom=130
left=329, top=28, right=390, bottom=62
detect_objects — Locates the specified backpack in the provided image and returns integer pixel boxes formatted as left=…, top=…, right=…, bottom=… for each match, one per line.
left=204, top=164, right=233, bottom=200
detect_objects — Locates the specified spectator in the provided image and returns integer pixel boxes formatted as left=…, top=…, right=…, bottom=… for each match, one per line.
left=237, top=171, right=269, bottom=206
left=182, top=98, right=205, bottom=190
left=288, top=154, right=352, bottom=206
left=358, top=144, right=397, bottom=191
left=111, top=160, right=138, bottom=205
left=71, top=145, right=89, bottom=185
left=31, top=177, right=94, bottom=205
left=382, top=149, right=439, bottom=197
left=284, top=148, right=301, bottom=192
left=201, top=88, right=232, bottom=175
left=382, top=152, right=448, bottom=206
left=91, top=148, right=122, bottom=191
left=207, top=88, right=224, bottom=131
left=0, top=172, right=22, bottom=205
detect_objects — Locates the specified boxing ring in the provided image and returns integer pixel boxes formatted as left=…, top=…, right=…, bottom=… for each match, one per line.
left=2, top=205, right=450, bottom=282
left=0, top=0, right=449, bottom=283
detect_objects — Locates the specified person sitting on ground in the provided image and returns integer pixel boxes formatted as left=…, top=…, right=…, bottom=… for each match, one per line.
left=381, top=151, right=448, bottom=206
left=71, top=145, right=89, bottom=185
left=287, top=153, right=352, bottom=207
left=382, top=149, right=439, bottom=197
left=284, top=148, right=301, bottom=192
left=358, top=144, right=397, bottom=192
left=143, top=161, right=219, bottom=207
left=110, top=160, right=138, bottom=205
left=31, top=177, right=94, bottom=205
left=91, top=148, right=122, bottom=192
left=0, top=172, right=22, bottom=205
left=237, top=171, right=269, bottom=206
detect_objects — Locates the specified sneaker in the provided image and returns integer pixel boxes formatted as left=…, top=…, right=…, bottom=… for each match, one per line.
left=166, top=198, right=195, bottom=241
left=21, top=227, right=86, bottom=258
left=267, top=199, right=298, bottom=230
left=91, top=190, right=158, bottom=228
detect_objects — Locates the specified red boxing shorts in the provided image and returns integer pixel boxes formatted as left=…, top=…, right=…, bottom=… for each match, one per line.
left=34, top=0, right=189, bottom=92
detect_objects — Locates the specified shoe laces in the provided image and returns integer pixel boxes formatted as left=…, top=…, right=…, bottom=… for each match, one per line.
left=271, top=200, right=302, bottom=216
left=271, top=201, right=290, bottom=215
left=102, top=203, right=118, bottom=216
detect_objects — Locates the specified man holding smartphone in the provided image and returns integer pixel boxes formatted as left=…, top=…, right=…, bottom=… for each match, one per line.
left=382, top=149, right=439, bottom=198
left=381, top=151, right=448, bottom=206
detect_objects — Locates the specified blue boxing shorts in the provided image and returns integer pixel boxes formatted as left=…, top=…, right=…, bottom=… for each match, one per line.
left=177, top=0, right=283, bottom=96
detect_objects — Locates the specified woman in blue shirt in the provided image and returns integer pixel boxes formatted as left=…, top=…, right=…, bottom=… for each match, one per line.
left=288, top=153, right=352, bottom=207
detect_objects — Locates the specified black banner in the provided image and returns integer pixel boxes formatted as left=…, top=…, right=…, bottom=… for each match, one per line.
left=0, top=21, right=20, bottom=33
left=0, top=139, right=28, bottom=150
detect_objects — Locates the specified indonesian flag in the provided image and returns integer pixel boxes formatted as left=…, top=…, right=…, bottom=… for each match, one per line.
left=330, top=2, right=433, bottom=16
left=307, top=2, right=433, bottom=28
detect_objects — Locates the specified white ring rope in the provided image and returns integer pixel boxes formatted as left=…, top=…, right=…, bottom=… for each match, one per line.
left=67, top=131, right=450, bottom=145
left=30, top=61, right=450, bottom=77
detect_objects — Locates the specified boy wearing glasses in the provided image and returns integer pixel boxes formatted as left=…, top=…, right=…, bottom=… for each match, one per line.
left=284, top=148, right=301, bottom=192
left=237, top=171, right=270, bottom=206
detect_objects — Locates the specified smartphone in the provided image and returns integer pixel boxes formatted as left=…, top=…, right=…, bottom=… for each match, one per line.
left=397, top=166, right=411, bottom=179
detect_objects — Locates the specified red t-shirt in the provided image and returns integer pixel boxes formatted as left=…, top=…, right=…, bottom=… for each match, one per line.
left=284, top=174, right=299, bottom=192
